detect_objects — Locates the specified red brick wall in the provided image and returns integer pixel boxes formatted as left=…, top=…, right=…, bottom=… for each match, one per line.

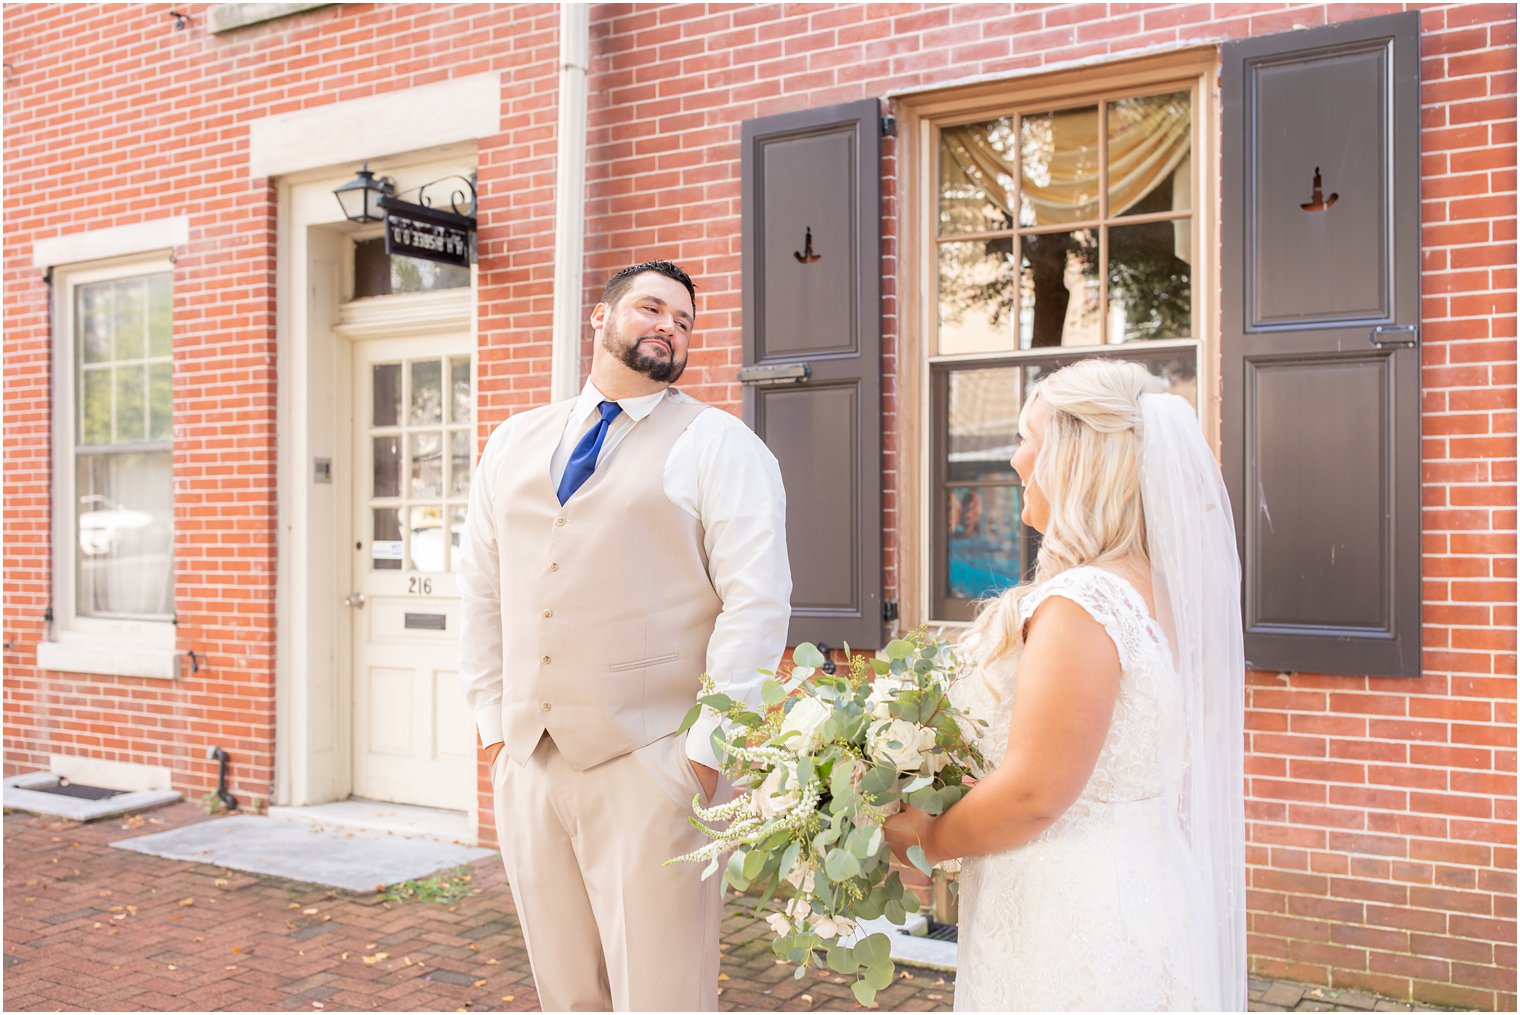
left=3, top=3, right=1513, bottom=1007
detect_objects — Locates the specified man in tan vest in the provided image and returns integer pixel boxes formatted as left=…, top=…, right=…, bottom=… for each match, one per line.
left=459, top=261, right=791, bottom=1011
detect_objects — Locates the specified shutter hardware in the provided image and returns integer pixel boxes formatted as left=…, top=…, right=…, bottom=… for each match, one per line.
left=883, top=600, right=899, bottom=623
left=1369, top=325, right=1418, bottom=349
left=737, top=362, right=811, bottom=387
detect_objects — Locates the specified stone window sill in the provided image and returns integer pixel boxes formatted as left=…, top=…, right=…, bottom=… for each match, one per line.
left=37, top=642, right=180, bottom=680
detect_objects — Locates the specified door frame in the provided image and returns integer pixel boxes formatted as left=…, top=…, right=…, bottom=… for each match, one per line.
left=273, top=146, right=479, bottom=839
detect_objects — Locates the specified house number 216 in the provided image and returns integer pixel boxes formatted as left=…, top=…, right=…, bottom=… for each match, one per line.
left=408, top=577, right=433, bottom=595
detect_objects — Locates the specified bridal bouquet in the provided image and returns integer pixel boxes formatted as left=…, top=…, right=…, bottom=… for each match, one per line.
left=670, top=634, right=986, bottom=1005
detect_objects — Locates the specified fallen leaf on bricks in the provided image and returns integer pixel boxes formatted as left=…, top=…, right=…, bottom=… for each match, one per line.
left=302, top=907, right=319, bottom=915
left=473, top=979, right=487, bottom=987
left=717, top=973, right=729, bottom=981
left=177, top=898, right=194, bottom=908
left=362, top=953, right=389, bottom=965
left=500, top=997, right=514, bottom=1003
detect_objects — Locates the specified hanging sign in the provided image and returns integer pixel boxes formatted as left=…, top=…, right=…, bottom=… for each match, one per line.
left=378, top=196, right=475, bottom=269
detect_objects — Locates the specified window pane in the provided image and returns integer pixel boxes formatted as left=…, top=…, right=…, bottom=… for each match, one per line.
left=410, top=360, right=442, bottom=425
left=373, top=436, right=401, bottom=498
left=114, top=365, right=146, bottom=441
left=147, top=273, right=173, bottom=357
left=78, top=284, right=113, bottom=364
left=410, top=430, right=443, bottom=498
left=450, top=356, right=472, bottom=425
left=947, top=367, right=1021, bottom=483
left=76, top=450, right=173, bottom=618
left=1018, top=230, right=1100, bottom=349
left=372, top=363, right=401, bottom=427
left=148, top=363, right=172, bottom=441
left=449, top=430, right=471, bottom=498
left=938, top=238, right=1016, bottom=355
left=408, top=505, right=446, bottom=572
left=939, top=118, right=1017, bottom=235
left=373, top=508, right=403, bottom=570
left=1108, top=221, right=1193, bottom=343
left=1109, top=91, right=1191, bottom=216
left=448, top=505, right=467, bottom=572
left=1020, top=105, right=1099, bottom=227
left=112, top=279, right=146, bottom=360
left=81, top=367, right=112, bottom=445
left=946, top=485, right=1027, bottom=601
left=353, top=237, right=471, bottom=297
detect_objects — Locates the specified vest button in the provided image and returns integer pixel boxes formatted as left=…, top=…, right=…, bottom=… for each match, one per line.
left=542, top=609, right=553, bottom=619
left=541, top=654, right=552, bottom=665
left=541, top=701, right=552, bottom=712
left=548, top=562, right=559, bottom=572
left=555, top=517, right=567, bottom=526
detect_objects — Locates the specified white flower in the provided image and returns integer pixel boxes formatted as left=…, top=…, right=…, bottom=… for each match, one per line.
left=779, top=695, right=831, bottom=754
left=867, top=718, right=939, bottom=775
left=785, top=896, right=812, bottom=921
left=865, top=676, right=909, bottom=721
left=784, top=861, right=816, bottom=894
left=810, top=913, right=856, bottom=940
left=753, top=763, right=804, bottom=820
left=766, top=912, right=793, bottom=937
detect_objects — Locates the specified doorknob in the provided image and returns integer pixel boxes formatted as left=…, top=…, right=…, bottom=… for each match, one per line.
left=344, top=593, right=368, bottom=608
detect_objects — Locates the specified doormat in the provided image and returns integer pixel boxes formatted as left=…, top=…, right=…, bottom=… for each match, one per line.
left=111, top=814, right=494, bottom=893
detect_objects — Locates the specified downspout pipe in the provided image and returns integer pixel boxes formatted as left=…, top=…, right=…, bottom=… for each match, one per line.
left=550, top=3, right=590, bottom=401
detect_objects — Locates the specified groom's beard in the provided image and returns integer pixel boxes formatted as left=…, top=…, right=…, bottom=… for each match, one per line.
left=605, top=329, right=687, bottom=384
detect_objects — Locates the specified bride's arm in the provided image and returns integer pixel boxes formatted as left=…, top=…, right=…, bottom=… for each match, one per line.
left=885, top=596, right=1122, bottom=864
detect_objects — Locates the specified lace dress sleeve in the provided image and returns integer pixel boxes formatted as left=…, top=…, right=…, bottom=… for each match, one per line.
left=1015, top=567, right=1154, bottom=671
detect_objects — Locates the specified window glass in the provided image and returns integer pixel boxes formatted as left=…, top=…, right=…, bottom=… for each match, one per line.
left=352, top=237, right=470, bottom=298
left=73, top=272, right=173, bottom=621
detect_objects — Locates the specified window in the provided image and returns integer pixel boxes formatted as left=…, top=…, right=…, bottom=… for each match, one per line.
left=921, top=69, right=1211, bottom=622
left=351, top=237, right=470, bottom=298
left=45, top=255, right=177, bottom=669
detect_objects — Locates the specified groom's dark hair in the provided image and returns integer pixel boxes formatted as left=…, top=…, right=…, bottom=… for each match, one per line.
left=602, top=260, right=697, bottom=317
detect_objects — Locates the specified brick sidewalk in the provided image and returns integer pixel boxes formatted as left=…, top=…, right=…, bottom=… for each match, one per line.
left=3, top=804, right=1444, bottom=1012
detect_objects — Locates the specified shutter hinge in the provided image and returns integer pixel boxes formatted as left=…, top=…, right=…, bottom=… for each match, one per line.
left=880, top=114, right=897, bottom=138
left=882, top=599, right=899, bottom=623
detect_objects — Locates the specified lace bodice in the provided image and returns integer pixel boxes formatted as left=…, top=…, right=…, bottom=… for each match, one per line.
left=950, top=566, right=1203, bottom=1011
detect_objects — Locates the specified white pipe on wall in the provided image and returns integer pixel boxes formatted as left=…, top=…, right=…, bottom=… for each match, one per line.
left=550, top=3, right=590, bottom=401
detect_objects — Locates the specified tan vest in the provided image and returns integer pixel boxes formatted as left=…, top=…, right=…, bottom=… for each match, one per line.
left=495, top=392, right=722, bottom=770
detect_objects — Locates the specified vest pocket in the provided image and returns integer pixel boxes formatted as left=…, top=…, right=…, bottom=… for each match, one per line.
left=607, top=651, right=680, bottom=673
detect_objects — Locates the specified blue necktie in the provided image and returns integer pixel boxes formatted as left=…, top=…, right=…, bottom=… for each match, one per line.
left=556, top=400, right=623, bottom=504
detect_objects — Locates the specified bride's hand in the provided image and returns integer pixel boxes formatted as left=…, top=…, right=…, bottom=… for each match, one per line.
left=883, top=804, right=941, bottom=866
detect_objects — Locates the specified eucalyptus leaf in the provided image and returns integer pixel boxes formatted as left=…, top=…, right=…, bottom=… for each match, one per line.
left=851, top=980, right=877, bottom=1006
left=883, top=639, right=915, bottom=660
left=674, top=702, right=703, bottom=735
left=742, top=847, right=766, bottom=881
left=884, top=897, right=905, bottom=924
left=824, top=848, right=861, bottom=881
left=827, top=944, right=859, bottom=974
left=793, top=642, right=825, bottom=668
left=779, top=841, right=800, bottom=881
left=853, top=932, right=892, bottom=969
left=699, top=692, right=734, bottom=712
left=902, top=775, right=933, bottom=794
left=864, top=960, right=894, bottom=990
left=906, top=844, right=933, bottom=877
left=761, top=679, right=786, bottom=707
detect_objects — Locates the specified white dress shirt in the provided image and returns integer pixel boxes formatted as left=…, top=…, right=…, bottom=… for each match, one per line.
left=458, top=381, right=792, bottom=769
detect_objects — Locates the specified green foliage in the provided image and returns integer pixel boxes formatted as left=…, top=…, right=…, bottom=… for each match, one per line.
left=379, top=866, right=477, bottom=905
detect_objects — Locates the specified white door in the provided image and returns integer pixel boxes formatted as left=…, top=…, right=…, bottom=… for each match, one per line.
left=349, top=333, right=475, bottom=810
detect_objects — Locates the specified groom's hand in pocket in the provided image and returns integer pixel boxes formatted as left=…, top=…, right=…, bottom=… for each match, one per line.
left=689, top=761, right=718, bottom=803
left=484, top=741, right=505, bottom=768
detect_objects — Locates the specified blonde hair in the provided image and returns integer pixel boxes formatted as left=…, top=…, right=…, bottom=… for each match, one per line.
left=967, top=358, right=1159, bottom=666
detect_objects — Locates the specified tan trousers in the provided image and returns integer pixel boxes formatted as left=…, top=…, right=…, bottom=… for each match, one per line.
left=491, top=732, right=722, bottom=1012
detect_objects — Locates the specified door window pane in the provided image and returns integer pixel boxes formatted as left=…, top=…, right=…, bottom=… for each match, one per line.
left=373, top=436, right=401, bottom=498
left=372, top=363, right=401, bottom=427
left=450, top=357, right=472, bottom=425
left=352, top=237, right=471, bottom=298
left=410, top=431, right=443, bottom=498
left=408, top=505, right=445, bottom=572
left=410, top=360, right=442, bottom=425
left=373, top=508, right=403, bottom=570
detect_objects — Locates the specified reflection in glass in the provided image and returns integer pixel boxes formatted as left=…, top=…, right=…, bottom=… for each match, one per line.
left=450, top=357, right=472, bottom=424
left=938, top=239, right=1016, bottom=355
left=81, top=367, right=112, bottom=445
left=373, top=508, right=403, bottom=571
left=115, top=365, right=146, bottom=441
left=947, top=367, right=1021, bottom=483
left=410, top=430, right=443, bottom=498
left=449, top=505, right=467, bottom=572
left=1108, top=222, right=1193, bottom=343
left=352, top=238, right=471, bottom=298
left=113, top=279, right=146, bottom=360
left=408, top=505, right=446, bottom=573
left=410, top=360, right=442, bottom=425
left=149, top=363, right=172, bottom=441
left=939, top=117, right=1017, bottom=235
left=373, top=363, right=401, bottom=427
left=373, top=436, right=401, bottom=498
left=1018, top=230, right=1100, bottom=348
left=1020, top=106, right=1099, bottom=227
left=1109, top=91, right=1191, bottom=217
left=76, top=450, right=173, bottom=617
left=79, top=284, right=112, bottom=364
left=945, top=485, right=1026, bottom=601
left=449, top=430, right=471, bottom=498
left=148, top=274, right=173, bottom=357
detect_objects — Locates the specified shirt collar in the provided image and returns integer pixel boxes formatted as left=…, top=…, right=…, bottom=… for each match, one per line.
left=574, top=381, right=668, bottom=425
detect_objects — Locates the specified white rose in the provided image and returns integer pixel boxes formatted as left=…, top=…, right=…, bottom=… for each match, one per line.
left=867, top=718, right=939, bottom=775
left=812, top=914, right=842, bottom=940
left=753, top=763, right=803, bottom=820
left=784, top=862, right=816, bottom=894
left=765, top=912, right=793, bottom=937
left=779, top=695, right=832, bottom=754
left=865, top=676, right=908, bottom=721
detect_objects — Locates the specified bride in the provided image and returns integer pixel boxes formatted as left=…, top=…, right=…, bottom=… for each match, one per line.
left=884, top=359, right=1246, bottom=1011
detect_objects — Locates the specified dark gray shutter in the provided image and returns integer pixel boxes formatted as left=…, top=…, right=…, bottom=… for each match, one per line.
left=1222, top=12, right=1421, bottom=676
left=741, top=99, right=884, bottom=650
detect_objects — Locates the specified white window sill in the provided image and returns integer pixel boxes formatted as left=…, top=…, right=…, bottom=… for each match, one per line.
left=37, top=642, right=180, bottom=680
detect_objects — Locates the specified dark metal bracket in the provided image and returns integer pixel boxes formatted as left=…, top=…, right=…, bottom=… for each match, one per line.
left=1370, top=324, right=1418, bottom=348
left=738, top=362, right=811, bottom=387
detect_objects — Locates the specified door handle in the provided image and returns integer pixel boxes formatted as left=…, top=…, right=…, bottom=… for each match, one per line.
left=344, top=593, right=368, bottom=609
left=1370, top=325, right=1418, bottom=348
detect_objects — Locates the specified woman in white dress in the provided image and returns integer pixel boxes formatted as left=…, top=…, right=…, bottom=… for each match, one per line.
left=885, top=359, right=1246, bottom=1011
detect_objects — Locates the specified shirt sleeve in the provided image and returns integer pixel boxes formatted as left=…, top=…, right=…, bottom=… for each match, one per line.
left=458, top=422, right=510, bottom=748
left=670, top=410, right=793, bottom=769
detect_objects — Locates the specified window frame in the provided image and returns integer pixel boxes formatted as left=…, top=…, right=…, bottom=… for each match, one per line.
left=46, top=251, right=178, bottom=666
left=896, top=51, right=1222, bottom=631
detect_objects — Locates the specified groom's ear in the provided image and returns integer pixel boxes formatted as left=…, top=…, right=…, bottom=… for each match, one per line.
left=590, top=301, right=610, bottom=332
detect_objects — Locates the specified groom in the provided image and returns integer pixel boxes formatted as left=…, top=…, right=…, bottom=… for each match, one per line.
left=458, top=260, right=792, bottom=1011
